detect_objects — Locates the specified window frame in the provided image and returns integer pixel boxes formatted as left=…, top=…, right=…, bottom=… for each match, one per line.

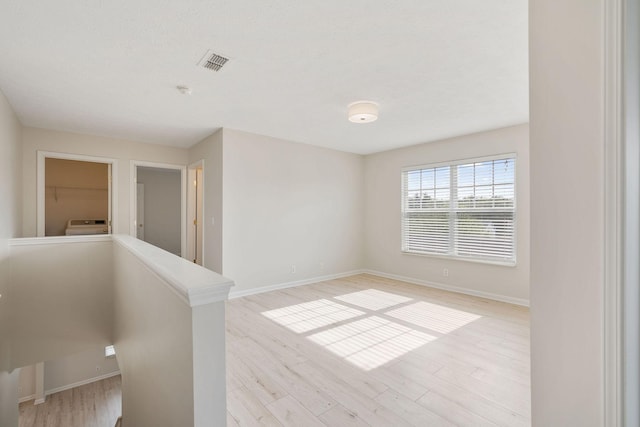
left=401, top=153, right=517, bottom=266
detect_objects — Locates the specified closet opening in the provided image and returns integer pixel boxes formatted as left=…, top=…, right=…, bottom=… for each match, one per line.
left=36, top=151, right=117, bottom=237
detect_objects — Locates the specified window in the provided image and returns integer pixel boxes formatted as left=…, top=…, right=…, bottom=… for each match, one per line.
left=401, top=155, right=516, bottom=264
left=105, top=345, right=116, bottom=358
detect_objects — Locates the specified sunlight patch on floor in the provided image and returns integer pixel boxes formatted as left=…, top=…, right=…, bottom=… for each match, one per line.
left=261, top=289, right=483, bottom=371
left=261, top=299, right=364, bottom=333
left=307, top=316, right=436, bottom=371
left=334, top=289, right=412, bottom=310
left=385, top=301, right=481, bottom=334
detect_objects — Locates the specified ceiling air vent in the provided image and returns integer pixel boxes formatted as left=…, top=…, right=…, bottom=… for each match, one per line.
left=198, top=50, right=229, bottom=72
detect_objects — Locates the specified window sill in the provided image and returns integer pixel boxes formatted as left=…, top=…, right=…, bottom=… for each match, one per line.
left=401, top=250, right=516, bottom=267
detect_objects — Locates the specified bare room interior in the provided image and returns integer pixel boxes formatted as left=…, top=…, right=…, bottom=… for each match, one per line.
left=0, top=1, right=636, bottom=427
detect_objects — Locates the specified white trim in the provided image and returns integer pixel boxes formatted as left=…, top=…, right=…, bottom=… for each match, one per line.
left=401, top=250, right=516, bottom=267
left=36, top=151, right=119, bottom=237
left=9, top=235, right=112, bottom=246
left=187, top=159, right=205, bottom=266
left=9, top=234, right=233, bottom=306
left=227, top=269, right=529, bottom=306
left=17, top=371, right=122, bottom=403
left=604, top=0, right=623, bottom=425
left=112, top=234, right=233, bottom=306
left=44, top=371, right=121, bottom=397
left=34, top=362, right=44, bottom=405
left=364, top=269, right=529, bottom=307
left=621, top=0, right=640, bottom=423
left=401, top=152, right=517, bottom=172
left=401, top=155, right=517, bottom=265
left=228, top=270, right=366, bottom=299
left=130, top=160, right=187, bottom=258
left=19, top=394, right=36, bottom=404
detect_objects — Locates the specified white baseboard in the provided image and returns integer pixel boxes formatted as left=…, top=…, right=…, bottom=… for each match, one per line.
left=228, top=270, right=366, bottom=299
left=226, top=268, right=529, bottom=307
left=44, top=370, right=121, bottom=397
left=19, top=394, right=36, bottom=404
left=363, top=269, right=530, bottom=307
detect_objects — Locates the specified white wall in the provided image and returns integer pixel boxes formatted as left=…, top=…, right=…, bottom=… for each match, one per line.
left=221, top=129, right=364, bottom=294
left=112, top=236, right=228, bottom=427
left=5, top=234, right=229, bottom=426
left=188, top=130, right=223, bottom=273
left=21, top=127, right=189, bottom=238
left=0, top=88, right=23, bottom=427
left=18, top=347, right=120, bottom=402
left=8, top=238, right=114, bottom=369
left=0, top=370, right=19, bottom=427
left=17, top=364, right=34, bottom=400
left=530, top=0, right=605, bottom=425
left=17, top=129, right=188, bottom=413
left=0, top=91, right=22, bottom=242
left=44, top=347, right=119, bottom=394
left=364, top=124, right=530, bottom=304
left=137, top=167, right=182, bottom=255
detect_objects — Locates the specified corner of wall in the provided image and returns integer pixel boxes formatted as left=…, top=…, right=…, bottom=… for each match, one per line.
left=188, top=129, right=224, bottom=274
left=361, top=124, right=530, bottom=302
left=0, top=370, right=19, bottom=427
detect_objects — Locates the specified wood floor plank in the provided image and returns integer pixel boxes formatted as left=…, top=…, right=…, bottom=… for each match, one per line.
left=266, top=395, right=326, bottom=427
left=19, top=375, right=121, bottom=427
left=288, top=361, right=412, bottom=426
left=417, top=390, right=500, bottom=427
left=367, top=362, right=430, bottom=401
left=226, top=351, right=290, bottom=406
left=227, top=386, right=283, bottom=427
left=226, top=274, right=531, bottom=426
left=318, top=404, right=370, bottom=426
left=434, top=366, right=530, bottom=417
left=413, top=370, right=529, bottom=426
left=229, top=337, right=337, bottom=416
left=374, top=389, right=454, bottom=426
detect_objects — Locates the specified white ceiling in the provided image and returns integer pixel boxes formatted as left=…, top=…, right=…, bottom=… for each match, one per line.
left=0, top=1, right=528, bottom=155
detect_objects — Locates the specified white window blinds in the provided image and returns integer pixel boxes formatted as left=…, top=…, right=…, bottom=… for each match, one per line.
left=402, top=155, right=516, bottom=264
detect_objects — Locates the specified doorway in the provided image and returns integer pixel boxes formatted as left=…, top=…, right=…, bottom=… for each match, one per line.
left=37, top=151, right=117, bottom=237
left=130, top=161, right=186, bottom=257
left=187, top=160, right=204, bottom=265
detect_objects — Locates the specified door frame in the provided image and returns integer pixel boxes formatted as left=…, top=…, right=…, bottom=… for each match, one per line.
left=36, top=151, right=118, bottom=237
left=187, top=159, right=205, bottom=266
left=136, top=182, right=145, bottom=240
left=603, top=0, right=638, bottom=424
left=130, top=160, right=187, bottom=258
left=619, top=0, right=640, bottom=424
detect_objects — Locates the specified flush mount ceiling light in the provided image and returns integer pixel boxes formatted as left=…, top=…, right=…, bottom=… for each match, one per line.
left=348, top=101, right=379, bottom=123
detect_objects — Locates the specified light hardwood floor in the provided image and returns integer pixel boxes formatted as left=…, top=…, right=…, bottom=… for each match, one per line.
left=18, top=375, right=121, bottom=427
left=226, top=274, right=530, bottom=426
left=19, top=274, right=530, bottom=427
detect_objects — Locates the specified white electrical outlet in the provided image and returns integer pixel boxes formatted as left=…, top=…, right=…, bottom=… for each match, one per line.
left=291, top=265, right=296, bottom=274
left=443, top=268, right=449, bottom=277
left=319, top=262, right=325, bottom=271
